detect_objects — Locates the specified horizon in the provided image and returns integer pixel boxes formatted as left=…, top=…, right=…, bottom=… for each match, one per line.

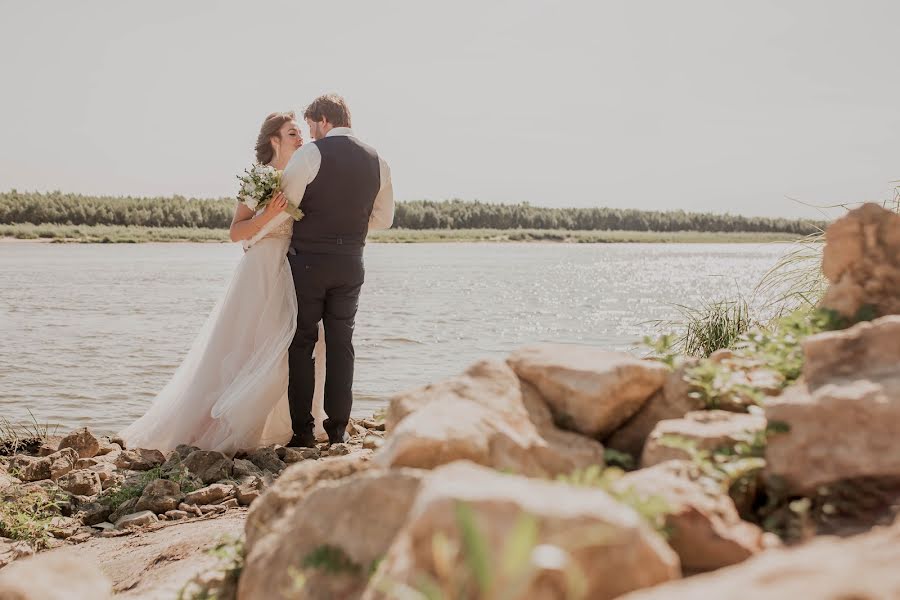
left=2, top=1, right=899, bottom=220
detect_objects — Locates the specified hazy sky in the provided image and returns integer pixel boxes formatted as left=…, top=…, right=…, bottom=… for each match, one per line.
left=1, top=1, right=898, bottom=218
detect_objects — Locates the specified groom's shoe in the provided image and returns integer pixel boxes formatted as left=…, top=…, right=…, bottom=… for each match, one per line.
left=287, top=432, right=317, bottom=448
left=328, top=432, right=350, bottom=446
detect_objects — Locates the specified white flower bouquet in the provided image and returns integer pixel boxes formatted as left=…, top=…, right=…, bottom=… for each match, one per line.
left=236, top=163, right=303, bottom=221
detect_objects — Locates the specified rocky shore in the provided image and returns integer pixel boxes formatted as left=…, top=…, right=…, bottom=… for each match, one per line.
left=2, top=203, right=899, bottom=599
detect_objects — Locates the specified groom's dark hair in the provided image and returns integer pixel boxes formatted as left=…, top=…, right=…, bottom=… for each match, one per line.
left=304, top=94, right=352, bottom=128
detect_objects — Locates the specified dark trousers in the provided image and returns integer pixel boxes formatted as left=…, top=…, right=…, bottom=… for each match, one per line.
left=287, top=250, right=364, bottom=442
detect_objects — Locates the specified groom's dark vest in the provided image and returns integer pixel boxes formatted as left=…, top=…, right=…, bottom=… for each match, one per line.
left=290, top=135, right=381, bottom=256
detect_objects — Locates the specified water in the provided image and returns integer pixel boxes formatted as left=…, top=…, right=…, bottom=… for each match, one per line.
left=0, top=242, right=788, bottom=435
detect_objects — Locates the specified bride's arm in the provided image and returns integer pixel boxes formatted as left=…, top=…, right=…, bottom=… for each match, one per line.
left=229, top=192, right=288, bottom=242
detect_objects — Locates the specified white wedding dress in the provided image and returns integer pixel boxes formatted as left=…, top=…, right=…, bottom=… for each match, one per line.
left=118, top=216, right=326, bottom=456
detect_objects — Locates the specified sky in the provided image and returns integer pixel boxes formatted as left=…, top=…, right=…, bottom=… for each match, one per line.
left=1, top=0, right=899, bottom=219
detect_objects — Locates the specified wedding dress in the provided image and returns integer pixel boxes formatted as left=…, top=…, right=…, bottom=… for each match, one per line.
left=118, top=216, right=326, bottom=455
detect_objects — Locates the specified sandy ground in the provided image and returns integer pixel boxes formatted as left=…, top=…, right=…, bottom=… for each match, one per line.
left=45, top=510, right=247, bottom=599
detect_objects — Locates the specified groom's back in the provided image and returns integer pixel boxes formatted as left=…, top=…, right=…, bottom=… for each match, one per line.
left=290, top=136, right=381, bottom=255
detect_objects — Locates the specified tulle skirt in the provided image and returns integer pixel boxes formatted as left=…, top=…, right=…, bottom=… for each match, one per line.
left=118, top=236, right=325, bottom=456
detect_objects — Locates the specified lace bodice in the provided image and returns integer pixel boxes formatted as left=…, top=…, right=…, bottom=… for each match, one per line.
left=265, top=215, right=293, bottom=239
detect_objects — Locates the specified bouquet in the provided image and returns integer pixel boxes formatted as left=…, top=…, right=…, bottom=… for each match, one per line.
left=236, top=163, right=303, bottom=220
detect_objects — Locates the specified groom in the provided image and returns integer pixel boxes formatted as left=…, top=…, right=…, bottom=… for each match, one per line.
left=281, top=94, right=394, bottom=447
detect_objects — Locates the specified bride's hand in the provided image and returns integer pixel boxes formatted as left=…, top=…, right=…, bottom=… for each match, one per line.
left=263, top=191, right=287, bottom=218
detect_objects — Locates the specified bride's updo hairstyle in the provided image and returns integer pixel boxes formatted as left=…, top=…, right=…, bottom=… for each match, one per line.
left=255, top=111, right=296, bottom=164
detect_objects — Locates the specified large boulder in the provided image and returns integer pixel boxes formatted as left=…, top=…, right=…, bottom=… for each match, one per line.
left=377, top=360, right=605, bottom=477
left=365, top=461, right=679, bottom=600
left=507, top=345, right=668, bottom=437
left=134, top=478, right=183, bottom=514
left=0, top=553, right=113, bottom=599
left=642, top=411, right=766, bottom=468
left=239, top=468, right=426, bottom=600
left=765, top=316, right=900, bottom=494
left=618, top=517, right=900, bottom=600
left=245, top=454, right=373, bottom=548
left=57, top=427, right=101, bottom=459
left=182, top=450, right=234, bottom=484
left=606, top=362, right=704, bottom=457
left=820, top=203, right=900, bottom=319
left=611, top=461, right=765, bottom=572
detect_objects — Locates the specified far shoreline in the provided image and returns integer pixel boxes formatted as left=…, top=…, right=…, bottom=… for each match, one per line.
left=0, top=224, right=809, bottom=245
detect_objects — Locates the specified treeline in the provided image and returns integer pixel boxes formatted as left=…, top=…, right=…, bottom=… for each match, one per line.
left=0, top=191, right=825, bottom=234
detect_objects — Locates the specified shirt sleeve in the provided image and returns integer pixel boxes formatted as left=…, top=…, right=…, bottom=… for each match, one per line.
left=368, top=157, right=394, bottom=231
left=281, top=143, right=321, bottom=208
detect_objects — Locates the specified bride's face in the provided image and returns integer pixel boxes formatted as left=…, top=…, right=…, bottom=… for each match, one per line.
left=272, top=120, right=303, bottom=161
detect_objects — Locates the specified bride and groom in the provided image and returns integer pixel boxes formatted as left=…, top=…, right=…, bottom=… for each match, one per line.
left=119, top=94, right=393, bottom=454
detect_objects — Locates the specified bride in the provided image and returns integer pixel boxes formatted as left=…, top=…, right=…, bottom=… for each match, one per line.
left=119, top=112, right=326, bottom=455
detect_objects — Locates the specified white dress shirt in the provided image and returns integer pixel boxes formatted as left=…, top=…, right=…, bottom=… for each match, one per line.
left=282, top=127, right=394, bottom=230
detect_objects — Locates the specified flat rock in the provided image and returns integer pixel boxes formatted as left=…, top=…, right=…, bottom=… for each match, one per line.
left=642, top=410, right=766, bottom=468
left=114, top=510, right=159, bottom=530
left=508, top=344, right=669, bottom=437
left=183, top=483, right=233, bottom=506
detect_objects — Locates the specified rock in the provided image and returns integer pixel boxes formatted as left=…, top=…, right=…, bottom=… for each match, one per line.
left=49, top=516, right=80, bottom=539
left=114, top=448, right=165, bottom=471
left=366, top=461, right=679, bottom=600
left=240, top=468, right=426, bottom=600
left=362, top=434, right=383, bottom=451
left=58, top=427, right=101, bottom=459
left=173, top=444, right=202, bottom=460
left=766, top=379, right=900, bottom=494
left=612, top=461, right=764, bottom=572
left=244, top=446, right=286, bottom=474
left=642, top=411, right=767, bottom=468
left=179, top=503, right=203, bottom=517
left=182, top=450, right=234, bottom=484
left=377, top=360, right=605, bottom=477
left=86, top=462, right=117, bottom=483
left=233, top=457, right=265, bottom=477
left=235, top=476, right=264, bottom=506
left=37, top=443, right=58, bottom=457
left=328, top=443, right=351, bottom=456
left=108, top=497, right=139, bottom=525
left=0, top=539, right=34, bottom=569
left=802, top=315, right=900, bottom=388
left=134, top=478, right=183, bottom=514
left=0, top=553, right=113, bottom=599
left=820, top=203, right=900, bottom=319
left=74, top=457, right=102, bottom=469
left=92, top=522, right=115, bottom=530
left=56, top=469, right=103, bottom=496
left=278, top=446, right=320, bottom=464
left=220, top=498, right=239, bottom=509
left=75, top=500, right=112, bottom=526
left=95, top=438, right=120, bottom=456
left=165, top=509, right=189, bottom=520
left=0, top=470, right=19, bottom=492
left=184, top=483, right=233, bottom=506
left=114, top=510, right=159, bottom=530
left=361, top=419, right=385, bottom=431
left=9, top=448, right=78, bottom=482
left=199, top=504, right=227, bottom=515
left=507, top=344, right=669, bottom=437
left=606, top=361, right=704, bottom=457
left=618, top=516, right=900, bottom=600
left=245, top=454, right=374, bottom=548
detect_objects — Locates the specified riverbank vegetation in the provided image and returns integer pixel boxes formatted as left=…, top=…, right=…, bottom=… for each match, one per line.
left=1, top=190, right=824, bottom=235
